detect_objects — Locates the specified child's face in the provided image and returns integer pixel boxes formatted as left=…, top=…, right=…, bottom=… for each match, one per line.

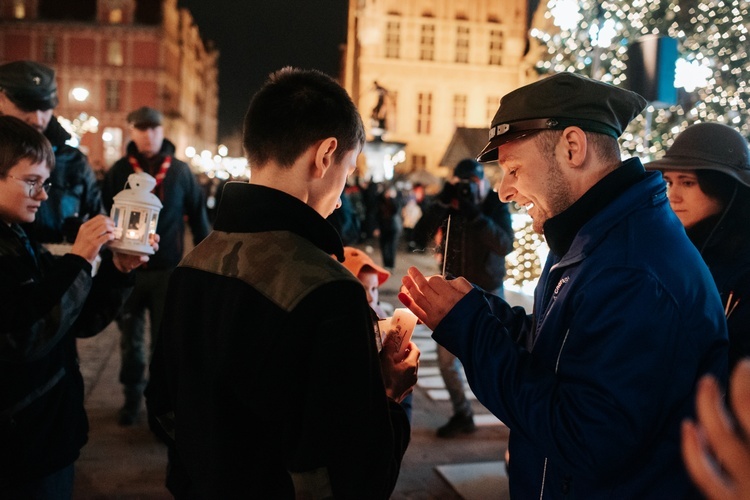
left=0, top=158, right=50, bottom=225
left=358, top=271, right=380, bottom=308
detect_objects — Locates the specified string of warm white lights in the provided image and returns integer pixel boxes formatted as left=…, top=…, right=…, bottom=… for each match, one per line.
left=530, top=0, right=750, bottom=160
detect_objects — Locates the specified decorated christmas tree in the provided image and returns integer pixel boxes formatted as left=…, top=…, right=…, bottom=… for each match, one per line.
left=529, top=0, right=750, bottom=159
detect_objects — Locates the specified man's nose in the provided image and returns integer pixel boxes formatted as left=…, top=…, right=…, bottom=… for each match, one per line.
left=26, top=111, right=45, bottom=130
left=497, top=175, right=516, bottom=203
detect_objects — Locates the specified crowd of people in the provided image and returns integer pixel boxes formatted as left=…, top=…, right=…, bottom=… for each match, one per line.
left=1, top=57, right=750, bottom=500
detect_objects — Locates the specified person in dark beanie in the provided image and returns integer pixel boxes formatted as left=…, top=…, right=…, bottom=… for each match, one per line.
left=413, top=158, right=513, bottom=437
left=0, top=60, right=103, bottom=244
left=399, top=72, right=728, bottom=498
left=646, top=122, right=750, bottom=374
left=102, top=106, right=210, bottom=426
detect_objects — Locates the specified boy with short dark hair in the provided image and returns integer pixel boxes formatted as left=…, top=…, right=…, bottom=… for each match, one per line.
left=146, top=67, right=419, bottom=499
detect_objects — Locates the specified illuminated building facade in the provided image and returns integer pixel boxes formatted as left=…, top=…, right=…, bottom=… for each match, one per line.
left=344, top=0, right=534, bottom=178
left=0, top=0, right=218, bottom=170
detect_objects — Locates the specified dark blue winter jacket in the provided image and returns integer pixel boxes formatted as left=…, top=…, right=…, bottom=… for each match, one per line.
left=435, top=160, right=728, bottom=499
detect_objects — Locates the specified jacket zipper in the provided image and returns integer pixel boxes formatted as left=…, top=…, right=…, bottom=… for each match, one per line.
left=539, top=328, right=571, bottom=499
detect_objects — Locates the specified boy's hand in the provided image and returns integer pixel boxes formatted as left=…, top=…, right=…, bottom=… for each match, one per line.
left=380, top=338, right=419, bottom=403
left=70, top=215, right=115, bottom=264
left=112, top=233, right=160, bottom=273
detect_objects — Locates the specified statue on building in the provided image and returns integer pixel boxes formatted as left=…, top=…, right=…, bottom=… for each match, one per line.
left=371, top=81, right=389, bottom=133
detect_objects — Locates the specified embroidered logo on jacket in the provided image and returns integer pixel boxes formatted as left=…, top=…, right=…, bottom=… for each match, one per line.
left=553, top=276, right=570, bottom=297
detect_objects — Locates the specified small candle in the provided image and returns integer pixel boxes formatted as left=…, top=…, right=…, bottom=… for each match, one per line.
left=388, top=308, right=418, bottom=358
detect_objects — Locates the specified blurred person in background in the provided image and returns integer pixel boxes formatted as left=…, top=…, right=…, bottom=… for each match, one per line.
left=0, top=60, right=103, bottom=244
left=102, top=106, right=209, bottom=426
left=412, top=158, right=514, bottom=437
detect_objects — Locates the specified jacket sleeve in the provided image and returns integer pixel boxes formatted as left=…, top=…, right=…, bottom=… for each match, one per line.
left=412, top=200, right=449, bottom=250
left=0, top=253, right=92, bottom=363
left=287, top=282, right=410, bottom=499
left=182, top=167, right=210, bottom=245
left=70, top=251, right=134, bottom=339
left=76, top=151, right=106, bottom=220
left=435, top=268, right=725, bottom=480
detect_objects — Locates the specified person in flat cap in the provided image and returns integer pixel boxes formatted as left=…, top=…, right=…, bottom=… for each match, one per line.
left=102, top=105, right=210, bottom=426
left=399, top=72, right=728, bottom=498
left=0, top=60, right=104, bottom=244
left=412, top=158, right=514, bottom=437
left=645, top=122, right=750, bottom=374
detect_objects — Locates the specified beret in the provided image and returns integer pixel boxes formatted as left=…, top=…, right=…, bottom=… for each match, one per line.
left=477, top=72, right=647, bottom=162
left=127, top=106, right=163, bottom=128
left=645, top=122, right=750, bottom=188
left=0, top=60, right=58, bottom=111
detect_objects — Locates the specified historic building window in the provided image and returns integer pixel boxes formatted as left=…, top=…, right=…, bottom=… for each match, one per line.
left=385, top=21, right=401, bottom=59
left=417, top=92, right=432, bottom=135
left=107, top=40, right=124, bottom=66
left=489, top=29, right=504, bottom=65
left=455, top=26, right=470, bottom=63
left=105, top=80, right=121, bottom=111
left=411, top=154, right=426, bottom=171
left=43, top=37, right=58, bottom=63
left=486, top=95, right=501, bottom=123
left=14, top=0, right=26, bottom=19
left=109, top=8, right=123, bottom=24
left=453, top=94, right=467, bottom=127
left=420, top=23, right=435, bottom=61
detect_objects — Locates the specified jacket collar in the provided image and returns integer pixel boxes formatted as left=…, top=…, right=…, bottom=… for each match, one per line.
left=213, top=182, right=345, bottom=262
left=544, top=157, right=647, bottom=257
left=126, top=138, right=177, bottom=161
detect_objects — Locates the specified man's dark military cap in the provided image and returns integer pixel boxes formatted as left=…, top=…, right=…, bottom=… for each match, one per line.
left=127, top=106, right=163, bottom=128
left=476, top=72, right=648, bottom=162
left=0, top=60, right=59, bottom=111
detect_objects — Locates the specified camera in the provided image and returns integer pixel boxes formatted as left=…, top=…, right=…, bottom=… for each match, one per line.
left=456, top=179, right=478, bottom=203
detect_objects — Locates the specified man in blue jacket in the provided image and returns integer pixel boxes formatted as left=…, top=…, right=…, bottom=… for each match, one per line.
left=399, top=72, right=728, bottom=498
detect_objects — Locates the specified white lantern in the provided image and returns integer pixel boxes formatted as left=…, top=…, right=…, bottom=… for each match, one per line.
left=108, top=172, right=163, bottom=255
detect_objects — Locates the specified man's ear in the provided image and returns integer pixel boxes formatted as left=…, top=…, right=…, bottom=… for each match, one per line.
left=559, top=126, right=587, bottom=168
left=311, top=137, right=338, bottom=179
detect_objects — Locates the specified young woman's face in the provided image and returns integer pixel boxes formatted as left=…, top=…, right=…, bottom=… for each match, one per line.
left=0, top=158, right=50, bottom=225
left=662, top=170, right=724, bottom=229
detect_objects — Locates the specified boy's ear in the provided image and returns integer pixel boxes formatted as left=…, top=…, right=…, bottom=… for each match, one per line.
left=312, top=137, right=338, bottom=179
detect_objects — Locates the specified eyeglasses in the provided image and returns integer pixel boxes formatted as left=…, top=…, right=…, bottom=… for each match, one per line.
left=6, top=175, right=53, bottom=197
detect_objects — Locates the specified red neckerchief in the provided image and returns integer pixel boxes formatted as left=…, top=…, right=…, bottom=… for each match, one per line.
left=128, top=154, right=171, bottom=200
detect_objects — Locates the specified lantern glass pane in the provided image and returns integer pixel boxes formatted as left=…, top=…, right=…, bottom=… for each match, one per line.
left=149, top=213, right=158, bottom=234
left=125, top=210, right=145, bottom=240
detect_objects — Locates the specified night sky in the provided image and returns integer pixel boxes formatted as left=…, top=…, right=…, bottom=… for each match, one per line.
left=177, top=1, right=349, bottom=141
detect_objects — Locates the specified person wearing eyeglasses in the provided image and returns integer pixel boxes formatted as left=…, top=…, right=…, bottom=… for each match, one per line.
left=0, top=115, right=155, bottom=499
left=0, top=60, right=104, bottom=244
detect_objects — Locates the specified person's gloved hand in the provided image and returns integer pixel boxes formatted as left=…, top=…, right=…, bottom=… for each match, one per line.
left=438, top=182, right=456, bottom=205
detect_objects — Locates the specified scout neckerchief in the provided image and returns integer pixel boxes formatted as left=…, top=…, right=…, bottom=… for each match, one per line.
left=128, top=154, right=171, bottom=200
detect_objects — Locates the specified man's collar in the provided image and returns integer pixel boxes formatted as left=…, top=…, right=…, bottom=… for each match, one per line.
left=543, top=158, right=646, bottom=256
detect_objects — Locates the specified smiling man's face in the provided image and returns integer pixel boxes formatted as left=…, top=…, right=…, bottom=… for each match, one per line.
left=496, top=133, right=576, bottom=234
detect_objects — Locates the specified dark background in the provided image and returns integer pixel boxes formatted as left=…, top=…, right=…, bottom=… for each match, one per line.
left=177, top=1, right=349, bottom=140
